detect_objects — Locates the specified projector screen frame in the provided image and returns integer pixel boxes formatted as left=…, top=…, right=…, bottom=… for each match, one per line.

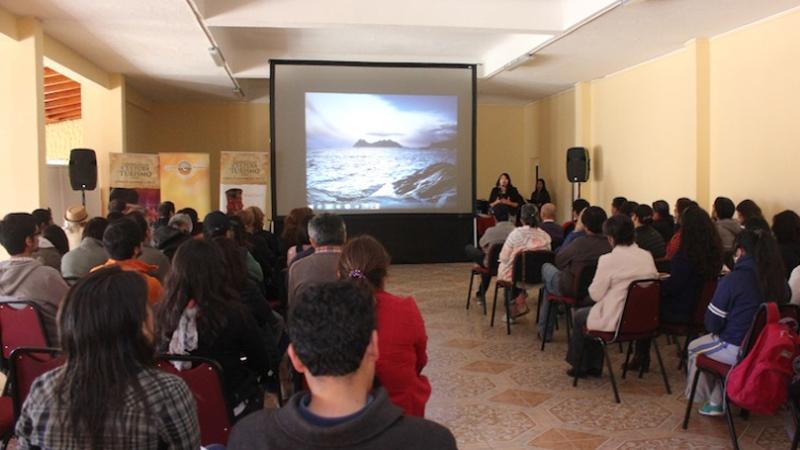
left=268, top=59, right=477, bottom=220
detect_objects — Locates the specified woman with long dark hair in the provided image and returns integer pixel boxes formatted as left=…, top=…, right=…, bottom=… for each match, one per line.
left=338, top=235, right=431, bottom=417
left=16, top=267, right=199, bottom=449
left=489, top=173, right=525, bottom=213
left=529, top=178, right=551, bottom=208
left=157, top=239, right=271, bottom=418
left=685, top=226, right=788, bottom=417
left=772, top=210, right=800, bottom=277
left=735, top=199, right=763, bottom=225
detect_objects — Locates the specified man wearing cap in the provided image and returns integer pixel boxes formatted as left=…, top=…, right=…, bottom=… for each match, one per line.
left=63, top=205, right=89, bottom=251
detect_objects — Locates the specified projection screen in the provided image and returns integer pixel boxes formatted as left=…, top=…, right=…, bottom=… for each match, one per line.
left=270, top=61, right=476, bottom=217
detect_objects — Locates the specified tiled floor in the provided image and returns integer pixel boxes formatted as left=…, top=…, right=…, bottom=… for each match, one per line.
left=387, top=263, right=793, bottom=450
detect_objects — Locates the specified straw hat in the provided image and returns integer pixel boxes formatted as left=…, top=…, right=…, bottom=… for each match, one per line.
left=64, top=205, right=89, bottom=223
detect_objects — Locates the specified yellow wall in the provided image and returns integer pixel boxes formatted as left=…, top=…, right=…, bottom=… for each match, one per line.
left=476, top=104, right=527, bottom=199
left=45, top=119, right=83, bottom=162
left=709, top=8, right=800, bottom=220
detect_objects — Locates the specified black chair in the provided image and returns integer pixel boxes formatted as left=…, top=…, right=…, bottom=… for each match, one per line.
left=660, top=278, right=718, bottom=372
left=540, top=263, right=597, bottom=351
left=466, top=243, right=504, bottom=315
left=493, top=250, right=554, bottom=335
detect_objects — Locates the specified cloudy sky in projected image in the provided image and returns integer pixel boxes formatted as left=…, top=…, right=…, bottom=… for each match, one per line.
left=305, top=93, right=458, bottom=149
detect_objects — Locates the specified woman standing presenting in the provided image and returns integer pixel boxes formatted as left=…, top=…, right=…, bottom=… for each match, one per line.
left=489, top=173, right=525, bottom=213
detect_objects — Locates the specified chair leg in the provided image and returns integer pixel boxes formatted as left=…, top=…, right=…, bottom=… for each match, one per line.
left=541, top=299, right=554, bottom=351
left=724, top=392, right=740, bottom=450
left=653, top=338, right=672, bottom=394
left=573, top=340, right=584, bottom=388
left=603, top=344, right=621, bottom=403
left=565, top=305, right=572, bottom=341
left=679, top=334, right=692, bottom=372
left=466, top=272, right=475, bottom=310
left=490, top=285, right=499, bottom=327
left=622, top=341, right=633, bottom=379
left=535, top=287, right=542, bottom=324
left=618, top=342, right=624, bottom=354
left=683, top=367, right=703, bottom=429
left=505, top=287, right=512, bottom=335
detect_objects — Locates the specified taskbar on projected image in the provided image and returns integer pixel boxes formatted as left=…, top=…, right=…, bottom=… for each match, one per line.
left=310, top=203, right=382, bottom=211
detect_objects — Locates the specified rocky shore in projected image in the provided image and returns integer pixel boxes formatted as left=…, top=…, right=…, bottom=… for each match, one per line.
left=305, top=92, right=459, bottom=211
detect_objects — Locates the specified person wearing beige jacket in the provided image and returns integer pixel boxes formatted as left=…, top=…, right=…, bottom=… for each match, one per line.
left=565, top=214, right=658, bottom=377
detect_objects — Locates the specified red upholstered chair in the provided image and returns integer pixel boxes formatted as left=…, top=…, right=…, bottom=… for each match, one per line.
left=540, top=263, right=597, bottom=351
left=683, top=303, right=800, bottom=450
left=573, top=279, right=670, bottom=403
left=475, top=216, right=496, bottom=240
left=466, top=243, right=504, bottom=315
left=157, top=355, right=234, bottom=447
left=660, top=278, right=718, bottom=371
left=8, top=347, right=64, bottom=420
left=0, top=396, right=13, bottom=447
left=493, top=251, right=554, bottom=335
left=0, top=299, right=49, bottom=371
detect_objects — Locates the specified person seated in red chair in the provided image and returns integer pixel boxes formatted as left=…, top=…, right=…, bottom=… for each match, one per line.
left=338, top=235, right=431, bottom=417
left=464, top=204, right=515, bottom=305
left=0, top=213, right=68, bottom=346
left=565, top=214, right=658, bottom=378
left=227, top=281, right=457, bottom=450
left=560, top=198, right=590, bottom=248
left=684, top=227, right=788, bottom=417
left=665, top=198, right=696, bottom=260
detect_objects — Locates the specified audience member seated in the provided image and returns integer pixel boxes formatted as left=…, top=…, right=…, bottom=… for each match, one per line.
left=154, top=200, right=175, bottom=229
left=0, top=213, right=68, bottom=345
left=158, top=239, right=272, bottom=418
left=61, top=217, right=109, bottom=280
left=108, top=199, right=127, bottom=215
left=280, top=207, right=314, bottom=265
left=630, top=205, right=723, bottom=371
left=94, top=219, right=163, bottom=304
left=176, top=207, right=202, bottom=238
left=204, top=211, right=263, bottom=284
left=31, top=208, right=60, bottom=270
left=31, top=208, right=54, bottom=232
left=772, top=210, right=800, bottom=278
left=287, top=213, right=346, bottom=305
left=529, top=178, right=551, bottom=208
left=561, top=199, right=590, bottom=249
left=565, top=214, right=658, bottom=378
left=632, top=204, right=666, bottom=259
left=464, top=204, right=514, bottom=304
left=489, top=173, right=525, bottom=215
left=63, top=205, right=89, bottom=250
left=791, top=266, right=800, bottom=305
left=685, top=227, right=788, bottom=416
left=619, top=200, right=638, bottom=217
left=38, top=224, right=69, bottom=271
left=498, top=204, right=551, bottom=319
left=652, top=200, right=675, bottom=243
left=339, top=235, right=431, bottom=417
left=109, top=188, right=141, bottom=214
left=287, top=214, right=316, bottom=266
left=227, top=282, right=457, bottom=450
left=539, top=203, right=564, bottom=250
left=16, top=267, right=200, bottom=449
left=538, top=207, right=611, bottom=340
left=153, top=213, right=193, bottom=261
left=127, top=211, right=170, bottom=282
left=610, top=197, right=627, bottom=216
left=712, top=196, right=740, bottom=253
left=735, top=198, right=763, bottom=225
left=239, top=206, right=279, bottom=272
left=665, top=197, right=696, bottom=259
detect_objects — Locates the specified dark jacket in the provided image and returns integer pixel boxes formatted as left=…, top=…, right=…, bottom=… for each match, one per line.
left=489, top=186, right=525, bottom=209
left=529, top=189, right=551, bottom=206
left=539, top=221, right=564, bottom=250
left=554, top=234, right=611, bottom=297
left=705, top=256, right=765, bottom=346
left=152, top=226, right=191, bottom=261
left=635, top=225, right=666, bottom=259
left=240, top=279, right=283, bottom=368
left=227, top=387, right=457, bottom=450
left=653, top=217, right=675, bottom=244
left=779, top=241, right=800, bottom=279
left=661, top=250, right=705, bottom=322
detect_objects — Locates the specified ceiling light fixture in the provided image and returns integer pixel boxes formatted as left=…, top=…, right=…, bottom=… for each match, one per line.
left=186, top=0, right=245, bottom=99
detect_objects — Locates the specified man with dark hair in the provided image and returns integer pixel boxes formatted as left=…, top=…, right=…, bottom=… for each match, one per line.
left=155, top=201, right=176, bottom=229
left=0, top=213, right=68, bottom=345
left=537, top=206, right=611, bottom=340
left=619, top=200, right=639, bottom=217
left=287, top=213, right=346, bottom=305
left=712, top=196, right=740, bottom=253
left=61, top=217, right=110, bottom=281
left=611, top=197, right=628, bottom=216
left=651, top=200, right=675, bottom=243
left=228, top=282, right=457, bottom=450
left=93, top=219, right=163, bottom=304
left=464, top=204, right=515, bottom=304
left=562, top=198, right=590, bottom=242
left=125, top=211, right=170, bottom=281
left=30, top=208, right=60, bottom=270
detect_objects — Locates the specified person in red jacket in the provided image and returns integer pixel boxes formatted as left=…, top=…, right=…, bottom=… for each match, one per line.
left=338, top=235, right=431, bottom=417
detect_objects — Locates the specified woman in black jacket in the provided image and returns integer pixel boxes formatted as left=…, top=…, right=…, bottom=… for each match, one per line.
left=529, top=178, right=551, bottom=208
left=489, top=173, right=525, bottom=213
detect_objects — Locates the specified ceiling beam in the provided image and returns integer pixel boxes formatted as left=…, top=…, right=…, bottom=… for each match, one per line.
left=45, top=90, right=81, bottom=103
left=46, top=104, right=82, bottom=116
left=44, top=85, right=81, bottom=96
left=45, top=97, right=81, bottom=109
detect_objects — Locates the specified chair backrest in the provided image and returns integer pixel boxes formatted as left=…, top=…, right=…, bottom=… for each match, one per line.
left=616, top=279, right=662, bottom=338
left=476, top=216, right=496, bottom=238
left=512, top=250, right=555, bottom=285
left=572, top=262, right=599, bottom=302
left=691, top=278, right=719, bottom=326
left=486, top=243, right=504, bottom=275
left=740, top=303, right=800, bottom=360
left=0, top=300, right=49, bottom=359
left=8, top=347, right=64, bottom=418
left=156, top=354, right=234, bottom=447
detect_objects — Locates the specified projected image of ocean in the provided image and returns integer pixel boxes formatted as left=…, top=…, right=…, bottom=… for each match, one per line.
left=305, top=93, right=459, bottom=211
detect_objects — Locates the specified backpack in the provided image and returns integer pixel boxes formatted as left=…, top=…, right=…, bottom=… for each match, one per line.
left=726, top=302, right=800, bottom=415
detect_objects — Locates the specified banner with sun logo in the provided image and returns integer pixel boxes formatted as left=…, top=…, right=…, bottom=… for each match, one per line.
left=159, top=153, right=211, bottom=217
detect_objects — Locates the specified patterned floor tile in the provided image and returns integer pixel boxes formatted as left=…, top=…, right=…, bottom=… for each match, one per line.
left=490, top=389, right=552, bottom=408
left=548, top=397, right=671, bottom=432
left=443, top=338, right=486, bottom=349
left=430, top=371, right=496, bottom=400
left=528, top=428, right=607, bottom=449
left=427, top=403, right=536, bottom=445
left=462, top=360, right=516, bottom=374
left=756, top=424, right=793, bottom=449
left=616, top=436, right=729, bottom=449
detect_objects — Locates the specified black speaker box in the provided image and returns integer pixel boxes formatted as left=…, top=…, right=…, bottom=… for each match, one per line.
left=566, top=147, right=590, bottom=182
left=69, top=148, right=97, bottom=191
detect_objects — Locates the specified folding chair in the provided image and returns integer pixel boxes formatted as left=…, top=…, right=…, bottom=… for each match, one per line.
left=540, top=263, right=597, bottom=351
left=0, top=299, right=49, bottom=372
left=574, top=279, right=671, bottom=403
left=8, top=347, right=64, bottom=420
left=157, top=355, right=235, bottom=447
left=660, top=278, right=718, bottom=371
left=493, top=250, right=554, bottom=335
left=465, top=243, right=503, bottom=315
left=683, top=303, right=800, bottom=450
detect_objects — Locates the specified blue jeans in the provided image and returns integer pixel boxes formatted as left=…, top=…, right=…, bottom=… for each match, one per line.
left=537, top=263, right=562, bottom=338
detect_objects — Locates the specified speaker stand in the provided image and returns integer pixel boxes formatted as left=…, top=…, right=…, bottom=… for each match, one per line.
left=80, top=184, right=86, bottom=207
left=571, top=182, right=582, bottom=202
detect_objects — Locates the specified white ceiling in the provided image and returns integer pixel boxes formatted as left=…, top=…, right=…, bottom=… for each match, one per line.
left=2, top=0, right=799, bottom=103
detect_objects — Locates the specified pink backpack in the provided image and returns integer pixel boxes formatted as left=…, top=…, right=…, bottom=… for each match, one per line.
left=726, top=302, right=800, bottom=415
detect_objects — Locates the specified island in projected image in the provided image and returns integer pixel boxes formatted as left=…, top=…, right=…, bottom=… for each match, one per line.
left=306, top=92, right=458, bottom=211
